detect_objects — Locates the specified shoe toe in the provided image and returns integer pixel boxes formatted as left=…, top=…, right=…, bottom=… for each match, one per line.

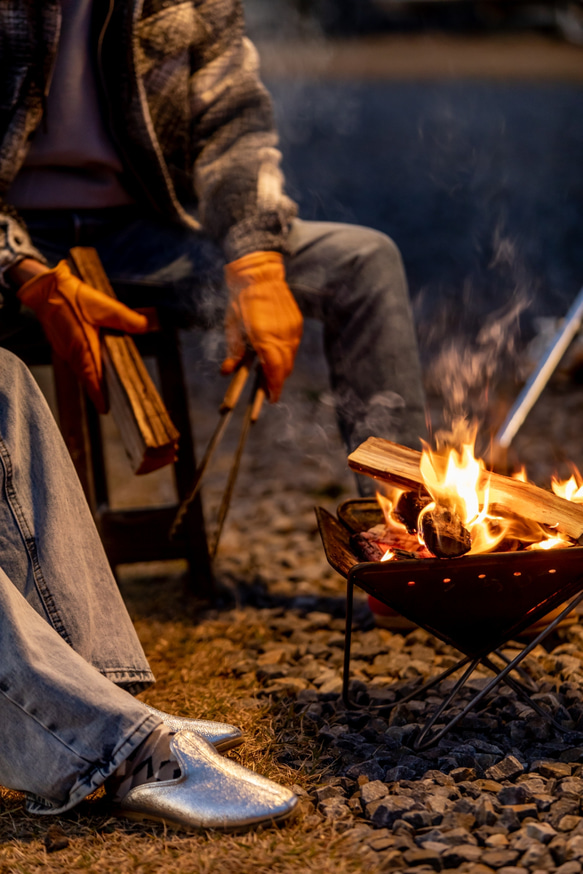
left=116, top=731, right=297, bottom=831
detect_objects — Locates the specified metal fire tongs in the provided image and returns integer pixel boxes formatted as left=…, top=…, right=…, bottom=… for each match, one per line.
left=494, top=284, right=583, bottom=451
left=169, top=350, right=266, bottom=556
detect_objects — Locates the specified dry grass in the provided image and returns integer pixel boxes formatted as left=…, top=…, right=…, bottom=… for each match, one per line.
left=0, top=570, right=380, bottom=874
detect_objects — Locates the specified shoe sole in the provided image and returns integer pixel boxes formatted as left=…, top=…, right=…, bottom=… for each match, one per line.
left=113, top=798, right=298, bottom=834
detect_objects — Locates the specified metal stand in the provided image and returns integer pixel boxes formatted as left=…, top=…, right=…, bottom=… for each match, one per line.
left=342, top=583, right=583, bottom=750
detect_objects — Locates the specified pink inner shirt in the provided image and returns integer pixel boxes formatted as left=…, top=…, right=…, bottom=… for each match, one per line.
left=8, top=0, right=134, bottom=209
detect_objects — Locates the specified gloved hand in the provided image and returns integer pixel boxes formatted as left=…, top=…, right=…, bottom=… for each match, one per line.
left=222, top=251, right=303, bottom=402
left=17, top=260, right=149, bottom=413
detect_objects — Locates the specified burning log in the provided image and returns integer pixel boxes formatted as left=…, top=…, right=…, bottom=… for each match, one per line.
left=350, top=532, right=387, bottom=562
left=419, top=504, right=472, bottom=558
left=348, top=437, right=583, bottom=542
left=350, top=533, right=422, bottom=562
left=350, top=521, right=431, bottom=563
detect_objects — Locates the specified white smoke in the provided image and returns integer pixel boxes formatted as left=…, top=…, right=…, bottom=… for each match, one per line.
left=425, top=230, right=531, bottom=433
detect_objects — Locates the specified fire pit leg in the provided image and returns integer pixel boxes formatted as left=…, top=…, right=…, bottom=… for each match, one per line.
left=414, top=590, right=583, bottom=749
left=492, top=649, right=539, bottom=693
left=414, top=657, right=481, bottom=750
left=342, top=578, right=355, bottom=709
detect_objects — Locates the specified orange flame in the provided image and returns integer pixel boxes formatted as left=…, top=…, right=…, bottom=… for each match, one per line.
left=552, top=470, right=583, bottom=503
left=512, top=467, right=528, bottom=483
left=372, top=421, right=582, bottom=559
left=412, top=419, right=574, bottom=555
left=375, top=489, right=406, bottom=530
left=527, top=534, right=572, bottom=551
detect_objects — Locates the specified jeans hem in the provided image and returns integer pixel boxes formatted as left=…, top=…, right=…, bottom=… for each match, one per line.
left=24, top=713, right=163, bottom=815
left=101, top=669, right=155, bottom=694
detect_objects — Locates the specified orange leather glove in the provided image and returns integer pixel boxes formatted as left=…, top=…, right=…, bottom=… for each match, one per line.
left=222, top=251, right=303, bottom=402
left=17, top=260, right=149, bottom=413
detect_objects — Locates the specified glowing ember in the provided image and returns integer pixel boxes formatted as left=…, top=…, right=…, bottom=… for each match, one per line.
left=527, top=534, right=572, bottom=551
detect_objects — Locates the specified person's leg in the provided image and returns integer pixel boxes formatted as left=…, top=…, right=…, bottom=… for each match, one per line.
left=0, top=348, right=154, bottom=689
left=0, top=355, right=160, bottom=802
left=0, top=567, right=161, bottom=814
left=284, top=219, right=427, bottom=468
left=96, top=215, right=427, bottom=471
left=0, top=347, right=244, bottom=746
left=0, top=350, right=295, bottom=825
left=0, top=568, right=297, bottom=829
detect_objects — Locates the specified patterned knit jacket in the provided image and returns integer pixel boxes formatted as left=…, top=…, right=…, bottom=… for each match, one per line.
left=0, top=0, right=298, bottom=285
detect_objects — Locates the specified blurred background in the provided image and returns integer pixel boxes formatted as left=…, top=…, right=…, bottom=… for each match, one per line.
left=246, top=1, right=583, bottom=42
left=245, top=0, right=583, bottom=374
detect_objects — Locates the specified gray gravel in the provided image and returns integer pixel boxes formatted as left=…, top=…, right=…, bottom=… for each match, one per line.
left=108, top=321, right=583, bottom=872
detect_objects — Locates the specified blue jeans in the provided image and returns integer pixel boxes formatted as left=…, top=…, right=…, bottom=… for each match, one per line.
left=21, top=210, right=427, bottom=489
left=0, top=348, right=161, bottom=814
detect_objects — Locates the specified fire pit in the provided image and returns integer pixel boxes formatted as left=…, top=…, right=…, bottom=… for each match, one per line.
left=316, top=497, right=583, bottom=750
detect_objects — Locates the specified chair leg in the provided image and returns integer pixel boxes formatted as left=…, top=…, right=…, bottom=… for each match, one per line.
left=51, top=351, right=101, bottom=515
left=52, top=327, right=214, bottom=599
left=155, top=330, right=214, bottom=600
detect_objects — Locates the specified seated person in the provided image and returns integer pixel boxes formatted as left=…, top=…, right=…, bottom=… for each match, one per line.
left=0, top=0, right=426, bottom=478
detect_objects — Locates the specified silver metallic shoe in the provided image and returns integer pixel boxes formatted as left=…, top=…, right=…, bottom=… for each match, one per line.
left=114, top=730, right=298, bottom=831
left=142, top=703, right=243, bottom=752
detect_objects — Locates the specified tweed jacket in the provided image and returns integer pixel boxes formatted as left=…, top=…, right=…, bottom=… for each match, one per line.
left=0, top=0, right=297, bottom=285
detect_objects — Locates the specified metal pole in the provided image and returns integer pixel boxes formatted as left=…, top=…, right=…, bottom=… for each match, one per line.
left=494, top=285, right=583, bottom=449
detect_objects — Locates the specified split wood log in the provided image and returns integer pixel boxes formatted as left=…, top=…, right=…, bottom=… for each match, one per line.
left=348, top=436, right=583, bottom=542
left=67, top=247, right=180, bottom=475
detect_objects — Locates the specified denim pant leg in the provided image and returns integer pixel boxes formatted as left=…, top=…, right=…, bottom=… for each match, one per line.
left=103, top=218, right=426, bottom=495
left=0, top=349, right=154, bottom=691
left=0, top=569, right=161, bottom=814
left=285, top=221, right=427, bottom=484
left=0, top=349, right=161, bottom=813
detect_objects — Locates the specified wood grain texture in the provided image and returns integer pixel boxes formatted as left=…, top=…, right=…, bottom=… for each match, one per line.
left=67, top=247, right=179, bottom=475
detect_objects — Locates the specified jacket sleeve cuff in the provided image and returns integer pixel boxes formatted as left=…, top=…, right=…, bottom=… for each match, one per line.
left=0, top=214, right=48, bottom=290
left=222, top=207, right=297, bottom=263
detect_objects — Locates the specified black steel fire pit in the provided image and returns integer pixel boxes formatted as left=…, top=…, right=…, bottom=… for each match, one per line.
left=316, top=498, right=583, bottom=749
